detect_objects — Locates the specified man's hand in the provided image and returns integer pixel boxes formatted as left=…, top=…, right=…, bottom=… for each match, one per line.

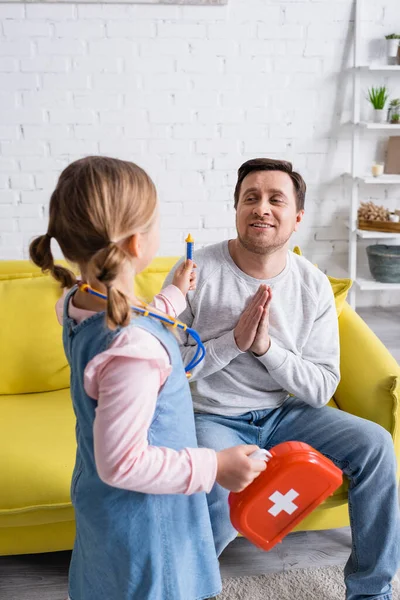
left=234, top=285, right=269, bottom=352
left=172, top=259, right=196, bottom=297
left=250, top=287, right=272, bottom=356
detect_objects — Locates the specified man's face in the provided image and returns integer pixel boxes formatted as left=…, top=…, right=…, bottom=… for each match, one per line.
left=235, top=170, right=304, bottom=255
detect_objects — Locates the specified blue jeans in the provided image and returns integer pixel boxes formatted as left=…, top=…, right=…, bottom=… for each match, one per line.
left=195, top=397, right=400, bottom=600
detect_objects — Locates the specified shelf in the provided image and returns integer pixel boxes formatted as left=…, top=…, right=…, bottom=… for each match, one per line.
left=344, top=173, right=400, bottom=183
left=357, top=229, right=400, bottom=239
left=345, top=223, right=400, bottom=239
left=358, top=65, right=400, bottom=72
left=358, top=175, right=400, bottom=184
left=358, top=122, right=400, bottom=130
left=356, top=277, right=400, bottom=291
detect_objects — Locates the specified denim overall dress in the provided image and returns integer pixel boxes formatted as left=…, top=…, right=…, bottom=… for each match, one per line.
left=63, top=288, right=222, bottom=600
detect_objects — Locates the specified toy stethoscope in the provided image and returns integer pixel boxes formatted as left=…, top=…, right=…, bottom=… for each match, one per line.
left=78, top=234, right=205, bottom=376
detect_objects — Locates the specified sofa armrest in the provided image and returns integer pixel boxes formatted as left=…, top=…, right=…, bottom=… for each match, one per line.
left=334, top=303, right=400, bottom=450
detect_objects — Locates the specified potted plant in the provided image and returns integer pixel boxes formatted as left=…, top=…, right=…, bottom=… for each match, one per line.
left=388, top=98, right=400, bottom=123
left=385, top=34, right=400, bottom=61
left=367, top=86, right=389, bottom=123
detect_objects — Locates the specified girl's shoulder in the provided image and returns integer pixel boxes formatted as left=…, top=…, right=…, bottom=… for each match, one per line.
left=110, top=323, right=170, bottom=364
left=56, top=288, right=95, bottom=325
left=84, top=324, right=172, bottom=399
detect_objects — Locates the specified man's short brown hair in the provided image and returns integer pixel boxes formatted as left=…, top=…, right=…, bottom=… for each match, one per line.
left=234, top=158, right=306, bottom=211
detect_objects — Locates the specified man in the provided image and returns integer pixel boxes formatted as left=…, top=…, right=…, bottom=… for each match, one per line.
left=165, top=158, right=400, bottom=600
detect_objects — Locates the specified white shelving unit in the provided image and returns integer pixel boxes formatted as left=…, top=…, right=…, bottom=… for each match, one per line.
left=359, top=65, right=400, bottom=72
left=359, top=122, right=400, bottom=130
left=345, top=222, right=400, bottom=239
left=348, top=0, right=400, bottom=308
left=356, top=278, right=400, bottom=291
left=358, top=175, right=400, bottom=184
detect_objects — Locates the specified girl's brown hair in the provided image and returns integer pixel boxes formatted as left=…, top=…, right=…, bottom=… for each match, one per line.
left=29, top=156, right=157, bottom=330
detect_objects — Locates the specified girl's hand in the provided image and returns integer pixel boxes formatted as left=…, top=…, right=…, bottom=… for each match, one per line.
left=172, top=259, right=197, bottom=297
left=216, top=445, right=267, bottom=492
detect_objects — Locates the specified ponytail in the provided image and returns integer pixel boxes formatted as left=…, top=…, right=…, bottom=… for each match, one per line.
left=29, top=233, right=76, bottom=289
left=106, top=286, right=131, bottom=331
left=91, top=243, right=131, bottom=330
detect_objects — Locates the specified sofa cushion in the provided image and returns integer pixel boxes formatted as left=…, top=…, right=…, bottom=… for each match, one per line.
left=336, top=303, right=400, bottom=437
left=134, top=256, right=179, bottom=302
left=0, top=388, right=75, bottom=528
left=0, top=260, right=43, bottom=281
left=0, top=388, right=347, bottom=532
left=326, top=275, right=353, bottom=317
left=0, top=275, right=70, bottom=394
left=292, top=246, right=352, bottom=316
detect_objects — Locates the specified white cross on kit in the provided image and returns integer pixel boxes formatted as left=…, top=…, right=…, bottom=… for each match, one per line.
left=268, top=489, right=299, bottom=517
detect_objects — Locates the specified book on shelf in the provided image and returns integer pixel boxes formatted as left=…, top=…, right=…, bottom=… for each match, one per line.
left=385, top=137, right=400, bottom=175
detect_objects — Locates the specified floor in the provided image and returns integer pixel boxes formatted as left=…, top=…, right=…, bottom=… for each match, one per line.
left=357, top=306, right=400, bottom=364
left=0, top=529, right=354, bottom=600
left=0, top=307, right=398, bottom=600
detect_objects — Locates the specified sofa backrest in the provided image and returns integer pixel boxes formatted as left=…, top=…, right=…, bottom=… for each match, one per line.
left=0, top=257, right=179, bottom=395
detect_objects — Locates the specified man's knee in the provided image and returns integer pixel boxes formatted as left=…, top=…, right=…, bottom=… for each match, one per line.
left=195, top=415, right=241, bottom=452
left=371, top=423, right=395, bottom=459
left=353, top=419, right=395, bottom=464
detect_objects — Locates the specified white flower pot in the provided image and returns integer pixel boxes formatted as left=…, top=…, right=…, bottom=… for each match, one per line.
left=387, top=39, right=400, bottom=57
left=373, top=109, right=386, bottom=123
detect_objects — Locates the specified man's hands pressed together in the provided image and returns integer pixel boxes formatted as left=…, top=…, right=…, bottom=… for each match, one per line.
left=234, top=284, right=272, bottom=356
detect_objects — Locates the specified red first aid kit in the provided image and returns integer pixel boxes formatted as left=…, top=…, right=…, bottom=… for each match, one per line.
left=229, top=441, right=343, bottom=552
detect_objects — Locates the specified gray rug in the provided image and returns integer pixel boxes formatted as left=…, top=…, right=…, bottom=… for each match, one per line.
left=220, top=566, right=400, bottom=600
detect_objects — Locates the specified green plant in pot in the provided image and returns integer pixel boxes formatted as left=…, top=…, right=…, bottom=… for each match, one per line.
left=367, top=86, right=389, bottom=123
left=388, top=98, right=400, bottom=123
left=385, top=33, right=400, bottom=61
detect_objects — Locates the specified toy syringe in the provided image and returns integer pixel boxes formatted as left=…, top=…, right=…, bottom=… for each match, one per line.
left=185, top=233, right=194, bottom=262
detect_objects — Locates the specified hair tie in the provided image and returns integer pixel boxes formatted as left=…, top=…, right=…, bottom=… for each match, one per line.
left=106, top=240, right=118, bottom=250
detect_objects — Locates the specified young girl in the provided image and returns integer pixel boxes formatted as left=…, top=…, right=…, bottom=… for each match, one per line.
left=29, top=156, right=265, bottom=600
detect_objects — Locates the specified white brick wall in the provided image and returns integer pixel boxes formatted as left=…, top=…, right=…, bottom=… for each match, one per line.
left=0, top=0, right=399, bottom=306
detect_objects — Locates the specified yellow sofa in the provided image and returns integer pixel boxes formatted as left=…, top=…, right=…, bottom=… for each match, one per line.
left=0, top=258, right=399, bottom=556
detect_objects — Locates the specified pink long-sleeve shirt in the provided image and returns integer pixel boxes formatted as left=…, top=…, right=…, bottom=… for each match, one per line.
left=56, top=286, right=217, bottom=495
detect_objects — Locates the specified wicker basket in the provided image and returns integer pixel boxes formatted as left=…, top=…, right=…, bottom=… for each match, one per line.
left=358, top=219, right=400, bottom=234
left=366, top=245, right=400, bottom=283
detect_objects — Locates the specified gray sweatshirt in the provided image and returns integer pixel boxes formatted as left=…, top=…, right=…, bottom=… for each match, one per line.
left=164, top=241, right=340, bottom=417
